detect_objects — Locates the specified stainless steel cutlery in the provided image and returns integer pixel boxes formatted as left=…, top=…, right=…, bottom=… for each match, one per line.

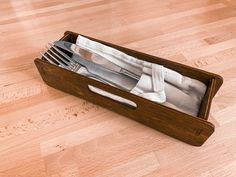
left=54, top=41, right=140, bottom=80
left=40, top=43, right=139, bottom=91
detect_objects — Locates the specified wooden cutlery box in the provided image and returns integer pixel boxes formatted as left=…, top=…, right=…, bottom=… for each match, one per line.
left=34, top=31, right=223, bottom=146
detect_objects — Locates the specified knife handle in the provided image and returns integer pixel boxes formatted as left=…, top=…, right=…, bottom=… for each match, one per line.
left=120, top=68, right=140, bottom=80
left=87, top=63, right=138, bottom=91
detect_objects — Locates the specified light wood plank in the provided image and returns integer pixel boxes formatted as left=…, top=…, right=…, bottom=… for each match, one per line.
left=0, top=0, right=236, bottom=176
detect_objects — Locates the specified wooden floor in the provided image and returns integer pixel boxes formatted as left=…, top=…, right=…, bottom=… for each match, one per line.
left=0, top=0, right=236, bottom=176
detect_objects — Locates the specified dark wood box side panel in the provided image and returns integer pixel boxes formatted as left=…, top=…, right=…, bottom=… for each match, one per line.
left=198, top=79, right=216, bottom=119
left=34, top=58, right=215, bottom=146
left=64, top=31, right=223, bottom=96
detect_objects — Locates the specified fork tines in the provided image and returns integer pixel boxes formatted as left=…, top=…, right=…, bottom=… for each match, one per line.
left=40, top=43, right=81, bottom=72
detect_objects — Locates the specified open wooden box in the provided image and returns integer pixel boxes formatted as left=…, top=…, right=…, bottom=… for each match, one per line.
left=34, top=31, right=223, bottom=146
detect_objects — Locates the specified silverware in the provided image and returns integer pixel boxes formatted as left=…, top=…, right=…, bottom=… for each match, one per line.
left=40, top=45, right=81, bottom=71
left=54, top=41, right=141, bottom=80
left=40, top=45, right=120, bottom=86
left=40, top=43, right=138, bottom=91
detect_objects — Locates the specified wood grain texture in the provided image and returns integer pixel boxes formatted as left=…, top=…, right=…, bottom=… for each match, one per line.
left=0, top=0, right=235, bottom=176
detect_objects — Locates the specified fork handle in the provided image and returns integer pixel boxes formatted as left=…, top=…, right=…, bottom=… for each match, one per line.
left=90, top=67, right=138, bottom=91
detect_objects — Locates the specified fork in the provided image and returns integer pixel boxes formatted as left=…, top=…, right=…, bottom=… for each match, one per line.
left=40, top=44, right=81, bottom=72
left=40, top=44, right=121, bottom=87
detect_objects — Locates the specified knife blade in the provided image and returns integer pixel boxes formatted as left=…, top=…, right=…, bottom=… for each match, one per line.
left=54, top=41, right=141, bottom=80
left=53, top=41, right=138, bottom=91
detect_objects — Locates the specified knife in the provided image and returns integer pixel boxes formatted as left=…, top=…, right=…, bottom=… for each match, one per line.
left=53, top=41, right=138, bottom=91
left=54, top=41, right=141, bottom=80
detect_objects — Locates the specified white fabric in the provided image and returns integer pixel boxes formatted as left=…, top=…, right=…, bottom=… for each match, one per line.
left=75, top=35, right=207, bottom=116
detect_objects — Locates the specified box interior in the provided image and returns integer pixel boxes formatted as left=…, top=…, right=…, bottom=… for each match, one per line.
left=45, top=32, right=216, bottom=120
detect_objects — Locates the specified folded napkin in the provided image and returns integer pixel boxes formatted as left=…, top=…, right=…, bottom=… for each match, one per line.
left=75, top=35, right=207, bottom=116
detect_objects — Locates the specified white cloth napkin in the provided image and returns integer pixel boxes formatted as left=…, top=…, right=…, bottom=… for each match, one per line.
left=75, top=35, right=207, bottom=116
